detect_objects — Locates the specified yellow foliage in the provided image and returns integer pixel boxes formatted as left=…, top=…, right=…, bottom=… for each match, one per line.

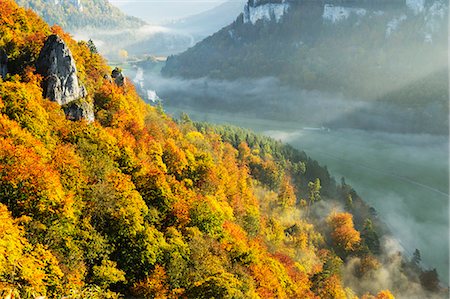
left=0, top=1, right=397, bottom=297
left=0, top=204, right=63, bottom=296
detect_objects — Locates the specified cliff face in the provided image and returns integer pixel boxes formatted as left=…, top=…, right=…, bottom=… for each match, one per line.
left=36, top=34, right=93, bottom=121
left=243, top=0, right=290, bottom=24
left=36, top=34, right=86, bottom=105
left=161, top=0, right=448, bottom=133
left=163, top=0, right=447, bottom=78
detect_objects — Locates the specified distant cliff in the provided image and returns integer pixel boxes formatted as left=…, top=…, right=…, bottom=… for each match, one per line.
left=163, top=0, right=447, bottom=85
left=162, top=0, right=448, bottom=134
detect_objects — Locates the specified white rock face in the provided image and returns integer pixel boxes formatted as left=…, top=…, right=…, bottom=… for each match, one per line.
left=406, top=0, right=425, bottom=15
left=69, top=0, right=83, bottom=11
left=36, top=35, right=87, bottom=106
left=50, top=0, right=82, bottom=11
left=428, top=0, right=446, bottom=18
left=133, top=67, right=145, bottom=89
left=228, top=29, right=235, bottom=39
left=243, top=1, right=290, bottom=24
left=147, top=90, right=161, bottom=103
left=386, top=14, right=407, bottom=37
left=424, top=33, right=433, bottom=43
left=322, top=4, right=367, bottom=23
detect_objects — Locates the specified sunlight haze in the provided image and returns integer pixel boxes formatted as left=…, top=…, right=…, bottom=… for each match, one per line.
left=108, top=0, right=230, bottom=23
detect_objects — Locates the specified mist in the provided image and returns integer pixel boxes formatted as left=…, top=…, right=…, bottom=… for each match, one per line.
left=341, top=236, right=447, bottom=299
left=72, top=25, right=196, bottom=58
left=73, top=0, right=243, bottom=59
left=128, top=66, right=447, bottom=135
left=267, top=128, right=449, bottom=285
left=108, top=0, right=227, bottom=23
left=120, top=65, right=450, bottom=286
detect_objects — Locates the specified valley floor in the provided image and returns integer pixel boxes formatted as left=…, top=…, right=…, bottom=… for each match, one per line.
left=165, top=105, right=450, bottom=284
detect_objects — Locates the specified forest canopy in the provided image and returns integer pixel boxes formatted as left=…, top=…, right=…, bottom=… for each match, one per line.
left=0, top=1, right=446, bottom=298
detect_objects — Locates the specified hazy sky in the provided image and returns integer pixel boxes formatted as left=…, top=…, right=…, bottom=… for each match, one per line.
left=109, top=0, right=231, bottom=23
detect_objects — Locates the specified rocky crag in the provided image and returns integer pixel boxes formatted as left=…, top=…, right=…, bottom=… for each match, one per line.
left=36, top=34, right=94, bottom=122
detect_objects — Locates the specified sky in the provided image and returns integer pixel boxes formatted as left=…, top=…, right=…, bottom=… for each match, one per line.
left=108, top=0, right=231, bottom=23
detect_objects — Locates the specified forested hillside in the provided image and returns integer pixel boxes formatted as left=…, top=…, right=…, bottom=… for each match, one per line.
left=0, top=1, right=446, bottom=298
left=162, top=0, right=448, bottom=134
left=15, top=0, right=145, bottom=30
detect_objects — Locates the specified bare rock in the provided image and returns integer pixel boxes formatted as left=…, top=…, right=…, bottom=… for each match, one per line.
left=36, top=35, right=86, bottom=105
left=111, top=67, right=125, bottom=86
left=63, top=99, right=95, bottom=123
left=36, top=35, right=93, bottom=122
left=103, top=73, right=112, bottom=83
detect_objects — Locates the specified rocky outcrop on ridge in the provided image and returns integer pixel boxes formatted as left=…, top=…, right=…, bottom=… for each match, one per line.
left=36, top=34, right=87, bottom=105
left=36, top=34, right=94, bottom=121
left=111, top=67, right=125, bottom=86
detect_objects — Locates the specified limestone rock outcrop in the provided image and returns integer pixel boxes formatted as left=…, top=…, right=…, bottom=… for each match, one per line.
left=63, top=100, right=95, bottom=123
left=111, top=67, right=125, bottom=86
left=36, top=34, right=87, bottom=105
left=36, top=34, right=93, bottom=122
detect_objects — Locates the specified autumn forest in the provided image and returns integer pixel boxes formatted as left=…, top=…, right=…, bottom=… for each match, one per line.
left=0, top=1, right=446, bottom=298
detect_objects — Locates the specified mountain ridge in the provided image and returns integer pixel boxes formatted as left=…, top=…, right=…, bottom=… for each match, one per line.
left=16, top=0, right=146, bottom=30
left=161, top=0, right=448, bottom=134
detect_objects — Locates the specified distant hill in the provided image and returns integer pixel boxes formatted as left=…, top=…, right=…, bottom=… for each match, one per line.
left=162, top=0, right=448, bottom=134
left=16, top=0, right=145, bottom=30
left=109, top=0, right=225, bottom=23
left=15, top=0, right=194, bottom=59
left=168, top=0, right=247, bottom=38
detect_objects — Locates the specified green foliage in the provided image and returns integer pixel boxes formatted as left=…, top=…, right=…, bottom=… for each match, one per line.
left=92, top=260, right=126, bottom=288
left=420, top=268, right=440, bottom=292
left=163, top=3, right=448, bottom=134
left=189, top=199, right=225, bottom=238
left=0, top=2, right=436, bottom=297
left=362, top=219, right=381, bottom=255
left=16, top=0, right=145, bottom=31
left=308, top=178, right=321, bottom=205
left=64, top=286, right=121, bottom=299
left=185, top=272, right=245, bottom=299
left=87, top=39, right=98, bottom=54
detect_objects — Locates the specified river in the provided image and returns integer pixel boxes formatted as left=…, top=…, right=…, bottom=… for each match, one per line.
left=164, top=106, right=449, bottom=283
left=121, top=64, right=449, bottom=283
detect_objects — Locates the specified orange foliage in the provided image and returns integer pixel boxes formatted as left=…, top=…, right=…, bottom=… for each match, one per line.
left=0, top=1, right=398, bottom=297
left=132, top=265, right=170, bottom=299
left=376, top=290, right=395, bottom=299
left=328, top=212, right=361, bottom=253
left=273, top=252, right=315, bottom=298
left=277, top=175, right=296, bottom=208
left=0, top=137, right=70, bottom=219
left=314, top=274, right=347, bottom=299
left=249, top=262, right=280, bottom=298
left=0, top=204, right=63, bottom=296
